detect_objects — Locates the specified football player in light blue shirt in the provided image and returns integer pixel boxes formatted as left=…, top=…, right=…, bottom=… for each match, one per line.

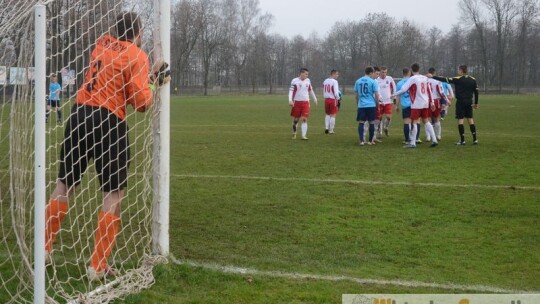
left=47, top=73, right=63, bottom=123
left=353, top=66, right=381, bottom=145
left=396, top=67, right=412, bottom=144
left=440, top=82, right=453, bottom=119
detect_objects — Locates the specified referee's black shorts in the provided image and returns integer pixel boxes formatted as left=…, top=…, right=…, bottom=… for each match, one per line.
left=58, top=104, right=130, bottom=192
left=455, top=100, right=473, bottom=119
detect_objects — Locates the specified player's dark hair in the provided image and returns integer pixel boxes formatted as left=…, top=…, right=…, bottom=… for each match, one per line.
left=459, top=65, right=468, bottom=74
left=116, top=12, right=141, bottom=42
left=330, top=69, right=338, bottom=75
left=374, top=66, right=380, bottom=72
left=402, top=68, right=410, bottom=75
left=365, top=66, right=374, bottom=75
left=380, top=66, right=387, bottom=71
left=428, top=67, right=436, bottom=74
left=411, top=63, right=420, bottom=73
left=299, top=68, right=309, bottom=74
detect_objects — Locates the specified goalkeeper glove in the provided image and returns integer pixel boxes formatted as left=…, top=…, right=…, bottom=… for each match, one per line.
left=149, top=60, right=171, bottom=88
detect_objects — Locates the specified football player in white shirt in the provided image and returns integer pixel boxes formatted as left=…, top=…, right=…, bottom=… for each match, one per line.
left=427, top=67, right=448, bottom=141
left=323, top=70, right=340, bottom=134
left=393, top=63, right=438, bottom=148
left=376, top=67, right=397, bottom=138
left=289, top=68, right=318, bottom=140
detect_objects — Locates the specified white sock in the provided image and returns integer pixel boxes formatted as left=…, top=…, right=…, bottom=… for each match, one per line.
left=385, top=118, right=391, bottom=129
left=425, top=122, right=437, bottom=143
left=329, top=117, right=336, bottom=132
left=434, top=121, right=441, bottom=138
left=325, top=115, right=330, bottom=130
left=425, top=123, right=431, bottom=140
left=301, top=122, right=308, bottom=137
left=374, top=120, right=381, bottom=138
left=410, top=124, right=417, bottom=146
left=364, top=121, right=369, bottom=137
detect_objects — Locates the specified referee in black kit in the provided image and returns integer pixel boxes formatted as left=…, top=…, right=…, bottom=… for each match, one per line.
left=428, top=65, right=479, bottom=145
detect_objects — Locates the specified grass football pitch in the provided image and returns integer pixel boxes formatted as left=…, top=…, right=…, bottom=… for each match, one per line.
left=119, top=94, right=539, bottom=303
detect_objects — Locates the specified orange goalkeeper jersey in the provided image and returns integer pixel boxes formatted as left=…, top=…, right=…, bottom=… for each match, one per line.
left=76, top=34, right=152, bottom=120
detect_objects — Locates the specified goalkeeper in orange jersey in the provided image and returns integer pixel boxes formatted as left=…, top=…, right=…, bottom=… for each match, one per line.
left=43, top=11, right=170, bottom=281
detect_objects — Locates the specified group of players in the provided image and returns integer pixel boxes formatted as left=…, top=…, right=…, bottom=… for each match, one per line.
left=288, top=64, right=479, bottom=147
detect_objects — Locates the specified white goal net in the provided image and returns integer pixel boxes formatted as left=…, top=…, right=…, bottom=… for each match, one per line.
left=0, top=1, right=169, bottom=303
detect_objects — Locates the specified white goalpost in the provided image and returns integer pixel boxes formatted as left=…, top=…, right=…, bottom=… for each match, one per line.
left=0, top=1, right=170, bottom=303
left=34, top=4, right=47, bottom=304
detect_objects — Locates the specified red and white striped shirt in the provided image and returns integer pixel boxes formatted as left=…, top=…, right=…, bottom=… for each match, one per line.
left=394, top=74, right=433, bottom=109
left=322, top=78, right=340, bottom=100
left=376, top=76, right=396, bottom=104
left=289, top=77, right=317, bottom=102
left=428, top=78, right=445, bottom=100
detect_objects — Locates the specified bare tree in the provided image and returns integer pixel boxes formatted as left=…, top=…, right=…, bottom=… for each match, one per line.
left=512, top=0, right=539, bottom=92
left=198, top=0, right=226, bottom=95
left=426, top=27, right=444, bottom=69
left=171, top=0, right=201, bottom=87
left=365, top=13, right=395, bottom=65
left=443, top=25, right=467, bottom=75
left=460, top=0, right=490, bottom=92
left=0, top=38, right=17, bottom=67
left=481, top=0, right=519, bottom=91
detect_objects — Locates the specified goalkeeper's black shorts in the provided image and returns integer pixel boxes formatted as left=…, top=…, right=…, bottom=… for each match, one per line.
left=58, top=104, right=130, bottom=192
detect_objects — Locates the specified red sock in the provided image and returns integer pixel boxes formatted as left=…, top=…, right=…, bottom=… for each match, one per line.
left=90, top=211, right=120, bottom=272
left=45, top=200, right=68, bottom=253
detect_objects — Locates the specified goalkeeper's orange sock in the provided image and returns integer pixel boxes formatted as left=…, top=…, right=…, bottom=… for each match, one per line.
left=45, top=200, right=68, bottom=253
left=90, top=211, right=120, bottom=272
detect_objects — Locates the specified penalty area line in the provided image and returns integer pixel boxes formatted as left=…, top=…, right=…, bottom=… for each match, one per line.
left=170, top=257, right=539, bottom=294
left=172, top=174, right=540, bottom=191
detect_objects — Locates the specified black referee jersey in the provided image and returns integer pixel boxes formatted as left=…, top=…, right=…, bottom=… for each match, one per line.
left=433, top=75, right=479, bottom=105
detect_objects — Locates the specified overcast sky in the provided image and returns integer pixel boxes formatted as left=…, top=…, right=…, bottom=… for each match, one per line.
left=258, top=0, right=461, bottom=38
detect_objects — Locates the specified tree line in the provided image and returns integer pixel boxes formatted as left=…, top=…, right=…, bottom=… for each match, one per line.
left=171, top=0, right=540, bottom=94
left=0, top=0, right=538, bottom=95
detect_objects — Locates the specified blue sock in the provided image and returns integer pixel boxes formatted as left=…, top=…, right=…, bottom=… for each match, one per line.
left=416, top=124, right=421, bottom=140
left=358, top=123, right=365, bottom=142
left=404, top=124, right=410, bottom=142
left=369, top=124, right=375, bottom=142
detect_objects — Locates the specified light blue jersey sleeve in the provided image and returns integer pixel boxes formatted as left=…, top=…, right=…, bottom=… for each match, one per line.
left=397, top=78, right=411, bottom=108
left=442, top=82, right=449, bottom=95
